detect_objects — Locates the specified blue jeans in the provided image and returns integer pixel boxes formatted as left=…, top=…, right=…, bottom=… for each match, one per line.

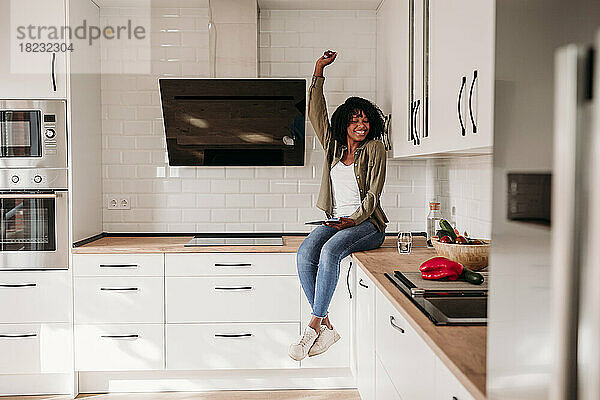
left=296, top=220, right=386, bottom=318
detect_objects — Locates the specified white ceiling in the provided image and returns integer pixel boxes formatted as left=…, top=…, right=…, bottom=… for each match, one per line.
left=94, top=0, right=383, bottom=10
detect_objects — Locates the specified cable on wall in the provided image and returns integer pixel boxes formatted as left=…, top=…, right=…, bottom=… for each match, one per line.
left=207, top=0, right=217, bottom=78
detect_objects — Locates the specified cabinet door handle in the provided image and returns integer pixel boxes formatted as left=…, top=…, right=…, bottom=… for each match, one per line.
left=468, top=70, right=478, bottom=133
left=0, top=333, right=37, bottom=338
left=214, top=263, right=252, bottom=268
left=0, top=283, right=36, bottom=288
left=359, top=279, right=369, bottom=289
left=51, top=53, right=57, bottom=92
left=452, top=397, right=458, bottom=400
left=346, top=260, right=353, bottom=299
left=390, top=316, right=405, bottom=333
left=458, top=76, right=466, bottom=136
left=100, top=287, right=139, bottom=292
left=99, top=264, right=139, bottom=269
left=214, top=333, right=253, bottom=339
left=412, top=100, right=421, bottom=145
left=214, top=286, right=253, bottom=291
left=101, top=334, right=139, bottom=339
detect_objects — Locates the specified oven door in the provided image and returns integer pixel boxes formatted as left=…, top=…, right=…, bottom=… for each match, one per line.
left=0, top=191, right=68, bottom=270
left=0, top=100, right=67, bottom=169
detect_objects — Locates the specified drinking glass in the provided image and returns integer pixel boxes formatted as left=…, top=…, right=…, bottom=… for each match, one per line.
left=397, top=232, right=412, bottom=254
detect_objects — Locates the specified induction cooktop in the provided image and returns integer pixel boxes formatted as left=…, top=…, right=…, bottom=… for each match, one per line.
left=185, top=236, right=284, bottom=246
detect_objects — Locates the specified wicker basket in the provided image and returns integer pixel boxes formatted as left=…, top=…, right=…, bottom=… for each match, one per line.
left=431, top=238, right=491, bottom=271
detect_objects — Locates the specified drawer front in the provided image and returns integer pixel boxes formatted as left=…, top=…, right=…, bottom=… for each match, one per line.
left=166, top=276, right=300, bottom=323
left=376, top=289, right=435, bottom=400
left=0, top=272, right=70, bottom=323
left=73, top=254, right=164, bottom=277
left=75, top=277, right=164, bottom=324
left=166, top=323, right=300, bottom=370
left=0, top=323, right=71, bottom=374
left=75, top=324, right=164, bottom=371
left=165, top=253, right=296, bottom=276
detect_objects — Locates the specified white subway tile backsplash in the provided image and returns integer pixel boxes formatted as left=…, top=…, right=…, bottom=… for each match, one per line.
left=283, top=194, right=311, bottom=208
left=255, top=194, right=284, bottom=208
left=167, top=193, right=196, bottom=208
left=226, top=194, right=254, bottom=208
left=211, top=209, right=240, bottom=223
left=101, top=7, right=430, bottom=233
left=196, top=194, right=226, bottom=208
left=240, top=209, right=269, bottom=223
left=182, top=209, right=211, bottom=222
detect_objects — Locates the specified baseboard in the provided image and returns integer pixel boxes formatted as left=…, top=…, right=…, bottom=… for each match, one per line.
left=0, top=373, right=72, bottom=396
left=78, top=368, right=356, bottom=393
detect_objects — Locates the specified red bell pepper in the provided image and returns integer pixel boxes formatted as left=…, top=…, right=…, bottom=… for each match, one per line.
left=419, top=256, right=464, bottom=281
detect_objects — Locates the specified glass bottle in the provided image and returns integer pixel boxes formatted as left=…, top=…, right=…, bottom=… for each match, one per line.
left=426, top=202, right=443, bottom=247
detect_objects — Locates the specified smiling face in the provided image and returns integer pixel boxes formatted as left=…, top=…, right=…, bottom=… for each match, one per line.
left=346, top=109, right=370, bottom=143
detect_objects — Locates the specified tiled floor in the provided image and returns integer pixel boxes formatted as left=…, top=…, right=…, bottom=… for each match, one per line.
left=1, top=390, right=360, bottom=400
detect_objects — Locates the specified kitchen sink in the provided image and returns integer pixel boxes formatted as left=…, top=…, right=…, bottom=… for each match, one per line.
left=385, top=270, right=488, bottom=326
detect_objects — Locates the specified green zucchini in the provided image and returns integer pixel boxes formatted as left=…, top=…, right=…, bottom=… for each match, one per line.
left=460, top=268, right=484, bottom=285
left=439, top=219, right=457, bottom=241
left=436, top=229, right=453, bottom=239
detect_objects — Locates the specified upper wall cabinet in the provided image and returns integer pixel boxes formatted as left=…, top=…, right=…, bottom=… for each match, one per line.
left=0, top=0, right=68, bottom=99
left=378, top=0, right=495, bottom=158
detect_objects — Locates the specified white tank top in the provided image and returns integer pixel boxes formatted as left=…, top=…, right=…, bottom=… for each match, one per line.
left=330, top=161, right=361, bottom=217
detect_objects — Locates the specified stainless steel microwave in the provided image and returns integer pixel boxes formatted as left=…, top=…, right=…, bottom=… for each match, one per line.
left=0, top=99, right=67, bottom=169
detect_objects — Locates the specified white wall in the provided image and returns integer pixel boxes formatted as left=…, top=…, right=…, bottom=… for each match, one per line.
left=100, top=6, right=427, bottom=233
left=426, top=155, right=493, bottom=239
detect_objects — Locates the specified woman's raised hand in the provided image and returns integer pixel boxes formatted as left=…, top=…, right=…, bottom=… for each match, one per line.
left=314, top=50, right=337, bottom=77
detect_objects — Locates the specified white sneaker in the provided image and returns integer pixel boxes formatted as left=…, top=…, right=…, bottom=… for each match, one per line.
left=308, top=325, right=340, bottom=357
left=288, top=326, right=320, bottom=361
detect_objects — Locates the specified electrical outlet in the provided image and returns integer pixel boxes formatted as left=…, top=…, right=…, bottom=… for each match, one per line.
left=120, top=197, right=131, bottom=210
left=107, top=197, right=131, bottom=210
left=108, top=197, right=119, bottom=209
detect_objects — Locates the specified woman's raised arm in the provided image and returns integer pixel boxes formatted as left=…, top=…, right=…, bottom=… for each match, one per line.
left=308, top=50, right=337, bottom=149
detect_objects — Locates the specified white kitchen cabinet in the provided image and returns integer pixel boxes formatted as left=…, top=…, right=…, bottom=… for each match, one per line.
left=165, top=253, right=297, bottom=276
left=166, top=275, right=300, bottom=323
left=300, top=257, right=353, bottom=368
left=375, top=288, right=435, bottom=400
left=75, top=324, right=164, bottom=371
left=426, top=0, right=495, bottom=155
left=377, top=0, right=411, bottom=159
left=380, top=0, right=495, bottom=158
left=0, top=0, right=68, bottom=98
left=74, top=276, right=164, bottom=324
left=73, top=254, right=164, bottom=277
left=0, top=271, right=70, bottom=323
left=166, top=323, right=300, bottom=370
left=435, top=356, right=476, bottom=400
left=375, top=353, right=403, bottom=400
left=73, top=254, right=165, bottom=372
left=0, top=323, right=71, bottom=374
left=355, top=268, right=376, bottom=400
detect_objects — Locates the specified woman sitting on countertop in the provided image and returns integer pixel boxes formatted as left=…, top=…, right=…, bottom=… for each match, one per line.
left=289, top=50, right=389, bottom=361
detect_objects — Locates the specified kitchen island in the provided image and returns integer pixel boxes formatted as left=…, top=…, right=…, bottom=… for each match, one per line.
left=352, top=237, right=486, bottom=400
left=71, top=234, right=485, bottom=399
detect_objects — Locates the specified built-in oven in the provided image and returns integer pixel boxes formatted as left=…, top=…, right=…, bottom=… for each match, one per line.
left=0, top=99, right=67, bottom=169
left=0, top=169, right=68, bottom=270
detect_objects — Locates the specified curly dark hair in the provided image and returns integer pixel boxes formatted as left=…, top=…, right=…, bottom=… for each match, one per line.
left=330, top=97, right=385, bottom=146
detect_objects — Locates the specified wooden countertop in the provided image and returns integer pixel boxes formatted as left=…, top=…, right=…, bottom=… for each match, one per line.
left=72, top=234, right=485, bottom=399
left=71, top=236, right=305, bottom=254
left=351, top=237, right=486, bottom=400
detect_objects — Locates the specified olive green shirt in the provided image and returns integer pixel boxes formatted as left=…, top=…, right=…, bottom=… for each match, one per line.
left=308, top=75, right=389, bottom=232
